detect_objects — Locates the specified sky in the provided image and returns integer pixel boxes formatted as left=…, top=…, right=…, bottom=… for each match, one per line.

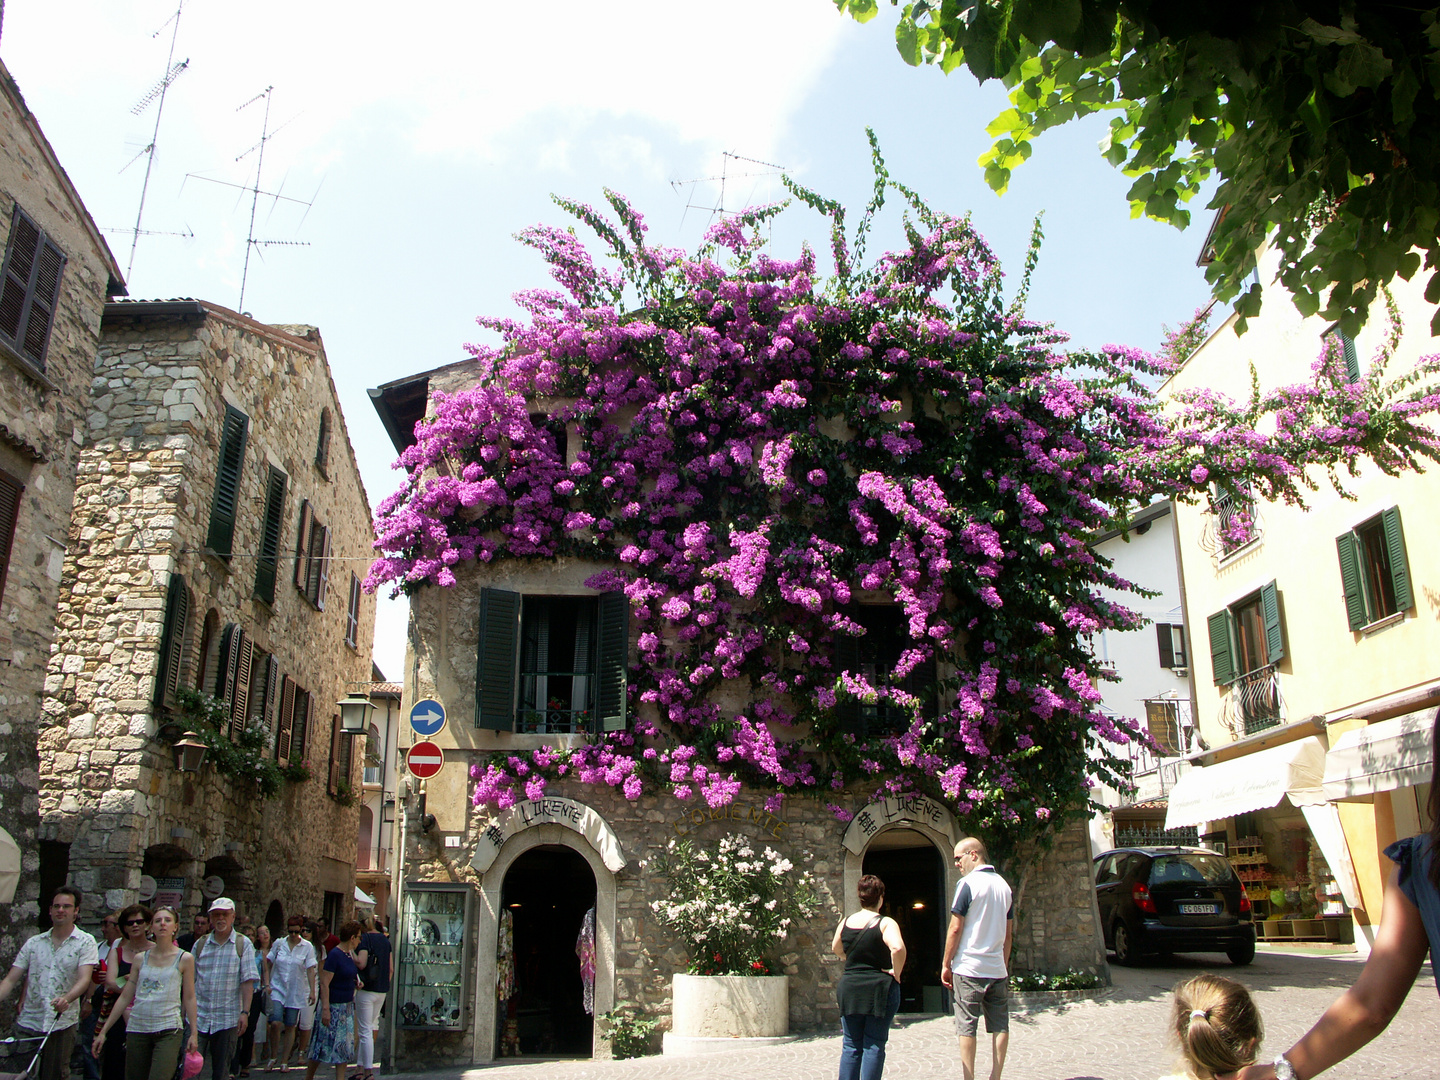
left=1, top=0, right=1215, bottom=680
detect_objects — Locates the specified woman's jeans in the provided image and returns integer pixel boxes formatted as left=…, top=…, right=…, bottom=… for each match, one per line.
left=353, top=990, right=387, bottom=1070
left=838, top=979, right=902, bottom=1080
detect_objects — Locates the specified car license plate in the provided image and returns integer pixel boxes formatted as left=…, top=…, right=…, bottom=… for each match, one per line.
left=1179, top=903, right=1218, bottom=915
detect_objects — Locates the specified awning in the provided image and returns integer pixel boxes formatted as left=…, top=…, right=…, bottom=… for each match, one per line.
left=0, top=827, right=19, bottom=904
left=1165, top=736, right=1327, bottom=831
left=1323, top=709, right=1435, bottom=801
left=354, top=885, right=377, bottom=907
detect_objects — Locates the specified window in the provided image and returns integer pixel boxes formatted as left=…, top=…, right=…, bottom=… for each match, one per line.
left=475, top=587, right=628, bottom=733
left=154, top=575, right=191, bottom=712
left=363, top=723, right=383, bottom=785
left=1155, top=623, right=1187, bottom=669
left=275, top=676, right=311, bottom=766
left=1337, top=506, right=1412, bottom=629
left=247, top=650, right=277, bottom=734
left=328, top=714, right=354, bottom=797
left=1325, top=326, right=1361, bottom=382
left=0, top=204, right=66, bottom=373
left=834, top=605, right=938, bottom=737
left=292, top=500, right=331, bottom=609
left=215, top=623, right=254, bottom=738
left=345, top=573, right=361, bottom=649
left=0, top=467, right=24, bottom=608
left=205, top=405, right=250, bottom=560
left=253, top=467, right=287, bottom=605
left=315, top=408, right=332, bottom=477
left=1207, top=581, right=1285, bottom=734
left=1209, top=483, right=1258, bottom=556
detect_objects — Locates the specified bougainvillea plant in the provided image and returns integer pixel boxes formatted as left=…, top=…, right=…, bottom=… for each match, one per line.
left=368, top=139, right=1440, bottom=858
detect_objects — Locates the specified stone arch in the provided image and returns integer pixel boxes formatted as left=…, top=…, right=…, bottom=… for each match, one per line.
left=264, top=899, right=284, bottom=939
left=471, top=823, right=618, bottom=1063
left=840, top=795, right=966, bottom=918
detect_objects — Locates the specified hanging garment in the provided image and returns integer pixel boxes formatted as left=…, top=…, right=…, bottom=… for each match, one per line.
left=496, top=909, right=515, bottom=1001
left=575, top=906, right=596, bottom=1016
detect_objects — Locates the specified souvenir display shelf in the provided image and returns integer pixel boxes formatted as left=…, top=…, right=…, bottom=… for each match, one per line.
left=397, top=884, right=471, bottom=1030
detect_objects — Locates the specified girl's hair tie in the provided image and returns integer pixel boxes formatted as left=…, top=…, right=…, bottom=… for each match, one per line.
left=1190, top=1009, right=1207, bottom=1022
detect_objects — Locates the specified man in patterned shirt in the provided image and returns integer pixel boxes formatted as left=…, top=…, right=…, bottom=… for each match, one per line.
left=192, top=898, right=256, bottom=1080
left=0, top=886, right=99, bottom=1080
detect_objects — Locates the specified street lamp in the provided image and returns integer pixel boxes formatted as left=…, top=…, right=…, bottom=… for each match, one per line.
left=338, top=691, right=375, bottom=736
left=172, top=732, right=209, bottom=773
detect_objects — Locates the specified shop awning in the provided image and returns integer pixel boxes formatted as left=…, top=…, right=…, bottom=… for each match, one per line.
left=1323, top=710, right=1435, bottom=801
left=1165, top=736, right=1327, bottom=831
left=0, top=827, right=19, bottom=903
left=354, top=885, right=377, bottom=908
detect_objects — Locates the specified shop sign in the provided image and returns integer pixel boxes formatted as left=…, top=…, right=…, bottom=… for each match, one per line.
left=471, top=797, right=627, bottom=873
left=842, top=794, right=959, bottom=855
left=153, top=876, right=186, bottom=909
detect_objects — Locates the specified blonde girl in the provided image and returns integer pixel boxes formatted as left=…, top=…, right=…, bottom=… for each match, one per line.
left=1159, top=974, right=1264, bottom=1080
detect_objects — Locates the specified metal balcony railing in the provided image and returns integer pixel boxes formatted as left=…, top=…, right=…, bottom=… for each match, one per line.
left=1199, top=489, right=1264, bottom=559
left=356, top=845, right=389, bottom=873
left=517, top=672, right=594, bottom=734
left=1220, top=663, right=1284, bottom=740
left=363, top=767, right=383, bottom=785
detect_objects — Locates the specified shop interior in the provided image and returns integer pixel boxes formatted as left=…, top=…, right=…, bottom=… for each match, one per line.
left=862, top=831, right=946, bottom=1013
left=1218, top=808, right=1353, bottom=943
left=499, top=845, right=597, bottom=1056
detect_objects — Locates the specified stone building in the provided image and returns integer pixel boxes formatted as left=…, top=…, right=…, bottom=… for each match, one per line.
left=40, top=299, right=376, bottom=931
left=0, top=58, right=125, bottom=953
left=371, top=362, right=1107, bottom=1066
left=356, top=669, right=402, bottom=921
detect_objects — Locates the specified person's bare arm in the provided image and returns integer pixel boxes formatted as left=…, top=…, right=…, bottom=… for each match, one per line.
left=181, top=954, right=198, bottom=1053
left=881, top=917, right=907, bottom=981
left=59, top=964, right=94, bottom=1014
left=831, top=920, right=847, bottom=960
left=94, top=970, right=140, bottom=1045
left=1003, top=917, right=1014, bottom=972
left=0, top=964, right=25, bottom=1004
left=1226, top=867, right=1428, bottom=1080
left=940, top=913, right=963, bottom=989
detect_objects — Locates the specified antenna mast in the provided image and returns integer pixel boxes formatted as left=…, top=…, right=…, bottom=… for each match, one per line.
left=123, top=0, right=190, bottom=280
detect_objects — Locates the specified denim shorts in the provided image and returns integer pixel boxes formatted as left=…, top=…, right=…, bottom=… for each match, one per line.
left=266, top=999, right=301, bottom=1027
left=953, top=975, right=1009, bottom=1036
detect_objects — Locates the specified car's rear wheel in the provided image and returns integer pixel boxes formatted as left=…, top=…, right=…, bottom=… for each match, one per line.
left=1227, top=939, right=1256, bottom=966
left=1113, top=921, right=1138, bottom=966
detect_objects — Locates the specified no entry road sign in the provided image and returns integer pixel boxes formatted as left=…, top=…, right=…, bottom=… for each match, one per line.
left=409, top=698, right=447, bottom=737
left=406, top=741, right=445, bottom=780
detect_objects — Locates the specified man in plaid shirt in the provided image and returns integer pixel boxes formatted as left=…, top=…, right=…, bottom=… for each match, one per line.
left=193, top=898, right=256, bottom=1080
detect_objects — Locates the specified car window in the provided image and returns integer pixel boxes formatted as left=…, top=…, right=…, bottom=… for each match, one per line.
left=1148, top=853, right=1236, bottom=886
left=1094, top=855, right=1116, bottom=885
left=1114, top=853, right=1142, bottom=881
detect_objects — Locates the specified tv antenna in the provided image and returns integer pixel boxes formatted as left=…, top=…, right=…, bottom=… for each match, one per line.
left=184, top=86, right=316, bottom=312
left=118, top=0, right=192, bottom=280
left=671, top=151, right=785, bottom=232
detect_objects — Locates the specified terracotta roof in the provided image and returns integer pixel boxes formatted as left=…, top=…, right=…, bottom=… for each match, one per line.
left=371, top=682, right=402, bottom=697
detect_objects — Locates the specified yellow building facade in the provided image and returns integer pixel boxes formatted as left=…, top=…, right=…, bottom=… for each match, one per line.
left=1162, top=253, right=1437, bottom=950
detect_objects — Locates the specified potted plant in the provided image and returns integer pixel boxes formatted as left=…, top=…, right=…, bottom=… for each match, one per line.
left=648, top=835, right=816, bottom=1051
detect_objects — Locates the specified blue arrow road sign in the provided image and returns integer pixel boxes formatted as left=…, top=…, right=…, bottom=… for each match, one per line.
left=409, top=698, right=447, bottom=737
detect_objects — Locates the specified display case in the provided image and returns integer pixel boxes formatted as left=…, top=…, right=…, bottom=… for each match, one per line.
left=397, top=884, right=472, bottom=1030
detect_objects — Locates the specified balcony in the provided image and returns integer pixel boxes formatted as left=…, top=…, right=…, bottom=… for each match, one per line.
left=1220, top=664, right=1284, bottom=740
left=356, top=845, right=389, bottom=873
left=1199, top=487, right=1264, bottom=561
left=363, top=767, right=383, bottom=786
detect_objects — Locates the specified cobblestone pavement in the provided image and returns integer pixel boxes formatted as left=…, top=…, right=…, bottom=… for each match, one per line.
left=387, top=947, right=1437, bottom=1080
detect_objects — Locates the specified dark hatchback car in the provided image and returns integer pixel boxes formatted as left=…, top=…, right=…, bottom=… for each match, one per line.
left=1093, top=846, right=1256, bottom=966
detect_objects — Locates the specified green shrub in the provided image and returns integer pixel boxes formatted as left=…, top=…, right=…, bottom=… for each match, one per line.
left=601, top=1006, right=659, bottom=1059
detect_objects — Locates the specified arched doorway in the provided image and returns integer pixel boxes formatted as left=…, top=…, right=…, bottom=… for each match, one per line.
left=862, top=829, right=946, bottom=1013
left=499, top=845, right=596, bottom=1056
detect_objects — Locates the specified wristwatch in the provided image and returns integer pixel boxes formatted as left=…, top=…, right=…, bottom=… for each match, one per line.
left=1273, top=1053, right=1298, bottom=1080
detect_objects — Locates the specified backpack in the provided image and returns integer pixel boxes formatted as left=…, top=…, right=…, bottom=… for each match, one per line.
left=192, top=932, right=245, bottom=965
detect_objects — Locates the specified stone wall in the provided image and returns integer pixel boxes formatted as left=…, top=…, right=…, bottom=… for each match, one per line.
left=1008, top=819, right=1110, bottom=978
left=40, top=301, right=376, bottom=927
left=0, top=62, right=120, bottom=962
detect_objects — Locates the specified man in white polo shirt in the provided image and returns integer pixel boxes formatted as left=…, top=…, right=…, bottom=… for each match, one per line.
left=941, top=837, right=1014, bottom=1080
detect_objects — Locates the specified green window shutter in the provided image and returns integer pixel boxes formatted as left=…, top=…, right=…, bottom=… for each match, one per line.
left=1207, top=610, right=1235, bottom=686
left=597, top=590, right=629, bottom=732
left=1156, top=623, right=1175, bottom=668
left=154, top=574, right=190, bottom=710
left=1335, top=531, right=1368, bottom=630
left=253, top=467, right=287, bottom=604
left=1341, top=333, right=1360, bottom=381
left=206, top=405, right=250, bottom=559
left=1260, top=580, right=1285, bottom=663
left=834, top=627, right=865, bottom=734
left=1381, top=506, right=1413, bottom=613
left=475, top=588, right=519, bottom=730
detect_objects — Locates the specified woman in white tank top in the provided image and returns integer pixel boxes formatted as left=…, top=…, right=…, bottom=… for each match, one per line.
left=94, top=907, right=198, bottom=1080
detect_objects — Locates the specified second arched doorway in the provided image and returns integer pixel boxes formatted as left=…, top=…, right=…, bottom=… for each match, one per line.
left=862, top=829, right=947, bottom=1013
left=500, top=845, right=597, bottom=1056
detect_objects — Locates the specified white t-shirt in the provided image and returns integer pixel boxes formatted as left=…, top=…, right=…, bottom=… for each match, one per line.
left=950, top=865, right=1013, bottom=980
left=266, top=936, right=317, bottom=1008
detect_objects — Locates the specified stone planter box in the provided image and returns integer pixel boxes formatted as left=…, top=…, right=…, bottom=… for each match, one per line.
left=663, top=973, right=797, bottom=1056
left=1009, top=986, right=1111, bottom=1012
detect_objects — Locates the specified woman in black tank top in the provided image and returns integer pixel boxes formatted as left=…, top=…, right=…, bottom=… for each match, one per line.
left=831, top=874, right=907, bottom=1080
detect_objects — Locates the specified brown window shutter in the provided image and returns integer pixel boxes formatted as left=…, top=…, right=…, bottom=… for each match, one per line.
left=328, top=714, right=341, bottom=794
left=293, top=500, right=312, bottom=589
left=0, top=468, right=24, bottom=608
left=315, top=526, right=332, bottom=610
left=276, top=675, right=295, bottom=762
left=229, top=631, right=253, bottom=739
left=292, top=689, right=311, bottom=761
